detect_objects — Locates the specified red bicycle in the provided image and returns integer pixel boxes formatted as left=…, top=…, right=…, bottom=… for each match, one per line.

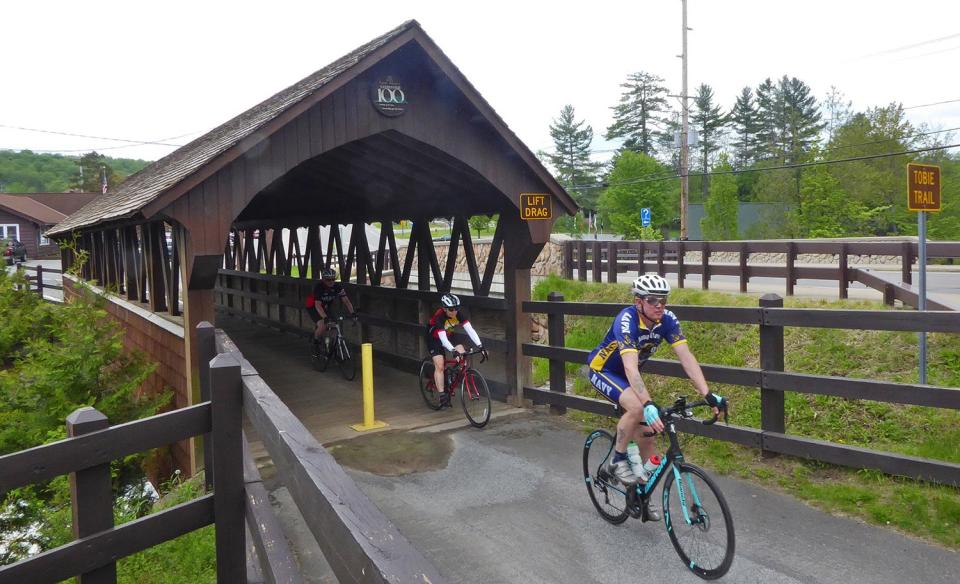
left=418, top=348, right=492, bottom=428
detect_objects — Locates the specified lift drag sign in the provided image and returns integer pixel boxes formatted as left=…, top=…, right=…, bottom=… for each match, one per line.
left=520, top=193, right=552, bottom=220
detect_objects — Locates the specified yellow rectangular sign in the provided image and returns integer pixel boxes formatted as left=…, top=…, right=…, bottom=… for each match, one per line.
left=520, top=193, right=552, bottom=220
left=907, top=163, right=941, bottom=212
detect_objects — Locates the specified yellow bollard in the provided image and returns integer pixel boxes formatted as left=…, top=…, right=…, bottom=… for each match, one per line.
left=350, top=343, right=387, bottom=432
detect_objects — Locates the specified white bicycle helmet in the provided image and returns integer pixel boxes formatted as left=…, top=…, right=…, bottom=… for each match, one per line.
left=632, top=274, right=671, bottom=297
left=440, top=293, right=461, bottom=308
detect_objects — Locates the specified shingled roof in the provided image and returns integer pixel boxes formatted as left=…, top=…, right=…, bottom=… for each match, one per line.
left=49, top=21, right=414, bottom=236
left=49, top=19, right=574, bottom=237
left=0, top=194, right=69, bottom=224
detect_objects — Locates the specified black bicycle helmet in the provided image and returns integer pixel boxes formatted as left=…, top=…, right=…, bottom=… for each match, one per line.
left=440, top=293, right=461, bottom=308
left=320, top=268, right=336, bottom=281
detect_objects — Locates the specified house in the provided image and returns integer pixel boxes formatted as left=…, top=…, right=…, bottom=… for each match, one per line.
left=0, top=192, right=99, bottom=259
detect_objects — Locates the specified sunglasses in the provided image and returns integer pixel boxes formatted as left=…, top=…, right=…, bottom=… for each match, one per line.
left=643, top=296, right=668, bottom=307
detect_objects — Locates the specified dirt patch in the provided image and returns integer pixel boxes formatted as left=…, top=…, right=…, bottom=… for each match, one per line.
left=328, top=431, right=454, bottom=476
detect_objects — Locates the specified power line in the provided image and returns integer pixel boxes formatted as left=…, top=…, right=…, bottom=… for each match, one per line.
left=861, top=32, right=960, bottom=58
left=567, top=142, right=960, bottom=190
left=0, top=123, right=193, bottom=148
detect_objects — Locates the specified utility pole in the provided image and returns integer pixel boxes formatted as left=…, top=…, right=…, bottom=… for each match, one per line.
left=679, top=0, right=690, bottom=240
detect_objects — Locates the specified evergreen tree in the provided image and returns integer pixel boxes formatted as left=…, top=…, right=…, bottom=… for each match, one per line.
left=605, top=72, right=671, bottom=157
left=691, top=84, right=727, bottom=201
left=547, top=105, right=601, bottom=209
left=701, top=153, right=739, bottom=240
left=780, top=76, right=824, bottom=164
left=729, top=87, right=760, bottom=168
left=73, top=151, right=117, bottom=193
left=754, top=77, right=782, bottom=162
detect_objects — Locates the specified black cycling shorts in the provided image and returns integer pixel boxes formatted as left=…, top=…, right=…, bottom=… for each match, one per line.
left=306, top=304, right=337, bottom=324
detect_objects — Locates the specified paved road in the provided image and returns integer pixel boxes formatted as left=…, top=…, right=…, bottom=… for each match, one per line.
left=342, top=413, right=958, bottom=584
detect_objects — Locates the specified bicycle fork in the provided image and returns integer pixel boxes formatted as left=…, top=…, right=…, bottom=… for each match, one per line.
left=668, top=464, right=708, bottom=530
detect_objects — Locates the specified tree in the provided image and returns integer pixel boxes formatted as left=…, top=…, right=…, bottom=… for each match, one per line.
left=468, top=214, right=491, bottom=239
left=780, top=76, right=825, bottom=165
left=73, top=151, right=117, bottom=193
left=754, top=77, right=782, bottom=162
left=605, top=72, right=671, bottom=157
left=546, top=105, right=601, bottom=209
left=701, top=154, right=738, bottom=240
left=729, top=87, right=760, bottom=168
left=691, top=84, right=727, bottom=201
left=822, top=86, right=853, bottom=143
left=598, top=151, right=677, bottom=238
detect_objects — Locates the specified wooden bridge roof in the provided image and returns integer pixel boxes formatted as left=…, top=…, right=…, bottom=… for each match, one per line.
left=49, top=20, right=575, bottom=237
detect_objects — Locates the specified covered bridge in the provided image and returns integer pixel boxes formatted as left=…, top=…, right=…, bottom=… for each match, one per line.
left=48, top=20, right=576, bottom=474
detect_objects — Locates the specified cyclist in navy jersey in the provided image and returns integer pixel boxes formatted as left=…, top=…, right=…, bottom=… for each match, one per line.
left=587, top=274, right=726, bottom=519
left=426, top=293, right=488, bottom=402
left=305, top=268, right=356, bottom=345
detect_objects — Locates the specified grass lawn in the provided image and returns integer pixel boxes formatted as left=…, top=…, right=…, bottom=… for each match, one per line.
left=531, top=274, right=960, bottom=549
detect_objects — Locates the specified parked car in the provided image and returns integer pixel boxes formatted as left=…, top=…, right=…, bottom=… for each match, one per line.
left=3, top=238, right=27, bottom=265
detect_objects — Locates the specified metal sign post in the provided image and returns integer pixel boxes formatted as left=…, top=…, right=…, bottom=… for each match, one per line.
left=907, top=163, right=942, bottom=384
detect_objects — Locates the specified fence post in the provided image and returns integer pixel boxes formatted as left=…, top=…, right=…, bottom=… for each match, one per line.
left=197, top=321, right=216, bottom=492
left=902, top=241, right=913, bottom=285
left=883, top=283, right=895, bottom=306
left=577, top=241, right=587, bottom=281
left=563, top=241, right=574, bottom=279
left=66, top=407, right=116, bottom=584
left=637, top=241, right=646, bottom=274
left=739, top=243, right=749, bottom=293
left=838, top=243, right=849, bottom=299
left=759, top=294, right=785, bottom=458
left=547, top=292, right=566, bottom=415
left=677, top=241, right=685, bottom=288
left=591, top=241, right=602, bottom=283
left=209, top=353, right=245, bottom=584
left=785, top=242, right=796, bottom=296
left=606, top=241, right=618, bottom=283
left=657, top=240, right=665, bottom=276
left=701, top=242, right=710, bottom=290
left=36, top=265, right=44, bottom=298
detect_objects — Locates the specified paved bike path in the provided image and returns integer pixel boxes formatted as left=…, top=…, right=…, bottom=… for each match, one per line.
left=347, top=412, right=958, bottom=584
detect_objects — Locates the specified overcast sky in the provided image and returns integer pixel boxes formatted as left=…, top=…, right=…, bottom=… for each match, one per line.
left=3, top=1, right=959, bottom=164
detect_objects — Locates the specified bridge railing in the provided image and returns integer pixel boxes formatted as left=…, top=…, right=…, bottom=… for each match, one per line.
left=203, top=323, right=445, bottom=584
left=562, top=239, right=960, bottom=308
left=0, top=397, right=226, bottom=582
left=523, top=293, right=960, bottom=487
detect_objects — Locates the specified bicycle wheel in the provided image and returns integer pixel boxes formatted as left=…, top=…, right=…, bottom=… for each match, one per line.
left=459, top=369, right=491, bottom=428
left=418, top=358, right=443, bottom=411
left=311, top=339, right=330, bottom=372
left=337, top=338, right=356, bottom=381
left=582, top=429, right=629, bottom=524
left=662, top=463, right=735, bottom=580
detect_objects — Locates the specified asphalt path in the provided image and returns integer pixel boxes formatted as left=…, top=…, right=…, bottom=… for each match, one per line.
left=347, top=412, right=959, bottom=584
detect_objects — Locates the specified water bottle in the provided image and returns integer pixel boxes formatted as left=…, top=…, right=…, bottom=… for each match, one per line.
left=626, top=442, right=643, bottom=476
left=638, top=455, right=662, bottom=483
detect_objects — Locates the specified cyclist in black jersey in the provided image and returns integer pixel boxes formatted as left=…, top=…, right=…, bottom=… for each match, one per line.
left=305, top=268, right=356, bottom=345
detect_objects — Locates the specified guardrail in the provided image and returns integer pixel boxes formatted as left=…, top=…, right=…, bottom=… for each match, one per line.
left=562, top=239, right=960, bottom=309
left=522, top=293, right=960, bottom=487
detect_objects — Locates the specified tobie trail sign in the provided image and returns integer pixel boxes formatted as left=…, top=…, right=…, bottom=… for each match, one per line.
left=907, top=163, right=941, bottom=212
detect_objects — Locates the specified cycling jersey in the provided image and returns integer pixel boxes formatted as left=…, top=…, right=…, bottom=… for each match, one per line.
left=587, top=306, right=686, bottom=377
left=308, top=281, right=346, bottom=309
left=427, top=308, right=471, bottom=339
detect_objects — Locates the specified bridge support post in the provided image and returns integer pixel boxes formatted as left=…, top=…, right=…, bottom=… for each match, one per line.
left=66, top=407, right=117, bottom=584
left=209, top=354, right=245, bottom=583
left=759, top=294, right=785, bottom=458
left=197, top=322, right=216, bottom=492
left=547, top=292, right=567, bottom=415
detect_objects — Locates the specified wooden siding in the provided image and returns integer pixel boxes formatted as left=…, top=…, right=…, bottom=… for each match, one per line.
left=0, top=209, right=58, bottom=258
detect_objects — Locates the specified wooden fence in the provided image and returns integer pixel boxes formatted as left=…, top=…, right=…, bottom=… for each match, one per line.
left=522, top=293, right=960, bottom=487
left=14, top=264, right=63, bottom=299
left=562, top=239, right=960, bottom=309
left=0, top=321, right=444, bottom=583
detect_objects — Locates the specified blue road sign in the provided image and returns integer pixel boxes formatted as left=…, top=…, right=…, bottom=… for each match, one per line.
left=641, top=208, right=651, bottom=227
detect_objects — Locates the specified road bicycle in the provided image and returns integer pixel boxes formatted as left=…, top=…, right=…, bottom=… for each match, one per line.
left=418, top=348, right=491, bottom=428
left=311, top=316, right=357, bottom=381
left=583, top=396, right=735, bottom=580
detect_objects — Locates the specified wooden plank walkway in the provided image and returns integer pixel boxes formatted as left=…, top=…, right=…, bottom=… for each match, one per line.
left=215, top=315, right=513, bottom=457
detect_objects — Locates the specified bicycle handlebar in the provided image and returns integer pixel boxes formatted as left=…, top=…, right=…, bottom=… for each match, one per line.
left=641, top=397, right=727, bottom=437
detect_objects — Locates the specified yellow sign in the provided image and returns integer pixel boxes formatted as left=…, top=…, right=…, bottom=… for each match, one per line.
left=520, top=193, right=552, bottom=220
left=907, top=163, right=941, bottom=212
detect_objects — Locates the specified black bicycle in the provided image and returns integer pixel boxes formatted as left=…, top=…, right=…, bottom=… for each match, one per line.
left=311, top=316, right=356, bottom=381
left=583, top=397, right=735, bottom=580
